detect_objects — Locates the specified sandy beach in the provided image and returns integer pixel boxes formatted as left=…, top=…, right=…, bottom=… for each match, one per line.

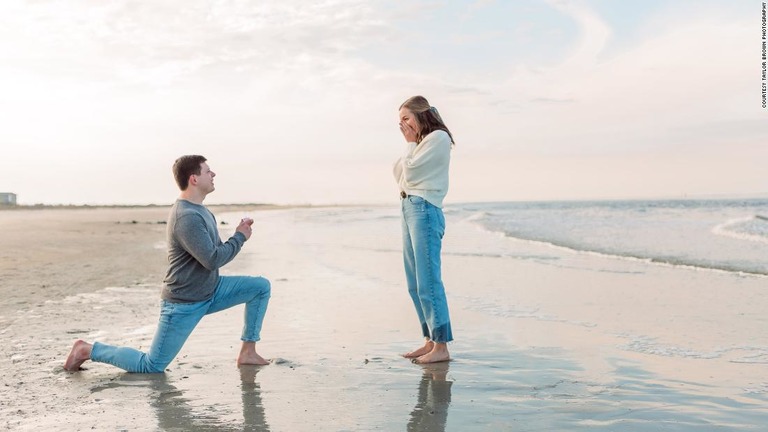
left=1, top=204, right=768, bottom=431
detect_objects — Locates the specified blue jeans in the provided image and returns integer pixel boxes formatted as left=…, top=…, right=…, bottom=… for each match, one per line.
left=91, top=275, right=271, bottom=373
left=401, top=195, right=453, bottom=343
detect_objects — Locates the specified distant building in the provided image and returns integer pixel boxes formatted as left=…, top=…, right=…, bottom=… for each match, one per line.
left=0, top=193, right=17, bottom=205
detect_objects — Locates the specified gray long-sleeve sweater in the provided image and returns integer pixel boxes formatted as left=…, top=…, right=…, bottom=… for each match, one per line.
left=161, top=199, right=246, bottom=303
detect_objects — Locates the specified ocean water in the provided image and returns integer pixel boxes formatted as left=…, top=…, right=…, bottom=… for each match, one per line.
left=450, top=198, right=768, bottom=276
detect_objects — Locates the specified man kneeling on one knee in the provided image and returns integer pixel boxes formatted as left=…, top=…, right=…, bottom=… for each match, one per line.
left=64, top=155, right=272, bottom=373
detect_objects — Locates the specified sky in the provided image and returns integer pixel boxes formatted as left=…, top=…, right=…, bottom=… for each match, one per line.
left=1, top=0, right=766, bottom=205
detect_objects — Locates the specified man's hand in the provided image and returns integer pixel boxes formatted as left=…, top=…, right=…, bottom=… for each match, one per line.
left=236, top=217, right=254, bottom=240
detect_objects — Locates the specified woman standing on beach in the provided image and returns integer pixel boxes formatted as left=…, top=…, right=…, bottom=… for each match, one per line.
left=393, top=95, right=454, bottom=364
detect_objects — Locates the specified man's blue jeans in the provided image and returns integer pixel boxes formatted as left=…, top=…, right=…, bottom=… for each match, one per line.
left=91, top=275, right=271, bottom=373
left=401, top=195, right=453, bottom=343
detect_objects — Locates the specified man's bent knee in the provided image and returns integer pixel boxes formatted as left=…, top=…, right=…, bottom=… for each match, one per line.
left=252, top=276, right=271, bottom=296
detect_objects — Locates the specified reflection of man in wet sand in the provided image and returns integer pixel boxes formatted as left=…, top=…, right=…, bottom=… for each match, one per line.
left=154, top=369, right=270, bottom=431
left=64, top=155, right=272, bottom=372
left=240, top=366, right=271, bottom=431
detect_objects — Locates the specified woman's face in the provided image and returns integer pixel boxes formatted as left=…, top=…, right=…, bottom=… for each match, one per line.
left=398, top=107, right=421, bottom=135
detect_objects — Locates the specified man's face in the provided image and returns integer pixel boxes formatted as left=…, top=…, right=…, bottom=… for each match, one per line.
left=193, top=162, right=216, bottom=193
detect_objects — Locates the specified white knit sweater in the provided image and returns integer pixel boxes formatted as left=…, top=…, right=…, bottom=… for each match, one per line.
left=392, top=129, right=451, bottom=208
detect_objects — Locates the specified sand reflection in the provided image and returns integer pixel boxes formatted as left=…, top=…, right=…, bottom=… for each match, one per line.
left=239, top=365, right=270, bottom=432
left=407, top=362, right=453, bottom=432
left=88, top=370, right=271, bottom=431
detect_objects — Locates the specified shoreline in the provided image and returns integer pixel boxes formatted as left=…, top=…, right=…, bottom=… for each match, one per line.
left=1, top=194, right=766, bottom=211
left=0, top=203, right=300, bottom=211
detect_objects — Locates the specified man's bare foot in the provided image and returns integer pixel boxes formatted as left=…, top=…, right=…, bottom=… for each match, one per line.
left=402, top=340, right=434, bottom=359
left=64, top=340, right=93, bottom=371
left=237, top=342, right=270, bottom=366
left=413, top=343, right=450, bottom=364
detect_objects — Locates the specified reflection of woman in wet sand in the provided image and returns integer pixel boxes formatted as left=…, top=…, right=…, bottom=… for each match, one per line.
left=394, top=96, right=455, bottom=364
left=408, top=363, right=453, bottom=431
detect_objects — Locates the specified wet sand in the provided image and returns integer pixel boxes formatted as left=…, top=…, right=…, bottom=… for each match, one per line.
left=1, top=205, right=768, bottom=431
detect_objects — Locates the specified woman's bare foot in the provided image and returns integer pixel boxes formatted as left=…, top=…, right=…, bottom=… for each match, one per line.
left=413, top=342, right=450, bottom=364
left=402, top=339, right=434, bottom=359
left=237, top=341, right=270, bottom=366
left=64, top=340, right=93, bottom=371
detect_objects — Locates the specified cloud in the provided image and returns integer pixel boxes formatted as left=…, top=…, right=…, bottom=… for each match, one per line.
left=0, top=0, right=385, bottom=88
left=544, top=0, right=612, bottom=71
left=438, top=2, right=766, bottom=157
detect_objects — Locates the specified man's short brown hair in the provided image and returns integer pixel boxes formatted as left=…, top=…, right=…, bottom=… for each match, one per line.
left=172, top=155, right=207, bottom=191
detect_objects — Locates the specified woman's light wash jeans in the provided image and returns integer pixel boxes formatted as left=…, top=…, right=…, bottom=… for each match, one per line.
left=91, top=275, right=271, bottom=373
left=401, top=195, right=453, bottom=343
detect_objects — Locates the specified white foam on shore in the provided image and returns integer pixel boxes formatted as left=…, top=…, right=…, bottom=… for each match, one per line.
left=712, top=216, right=768, bottom=244
left=743, top=383, right=768, bottom=394
left=618, top=335, right=721, bottom=359
left=458, top=295, right=598, bottom=328
left=463, top=217, right=768, bottom=278
left=728, top=350, right=768, bottom=364
left=617, top=334, right=768, bottom=364
left=49, top=286, right=157, bottom=308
